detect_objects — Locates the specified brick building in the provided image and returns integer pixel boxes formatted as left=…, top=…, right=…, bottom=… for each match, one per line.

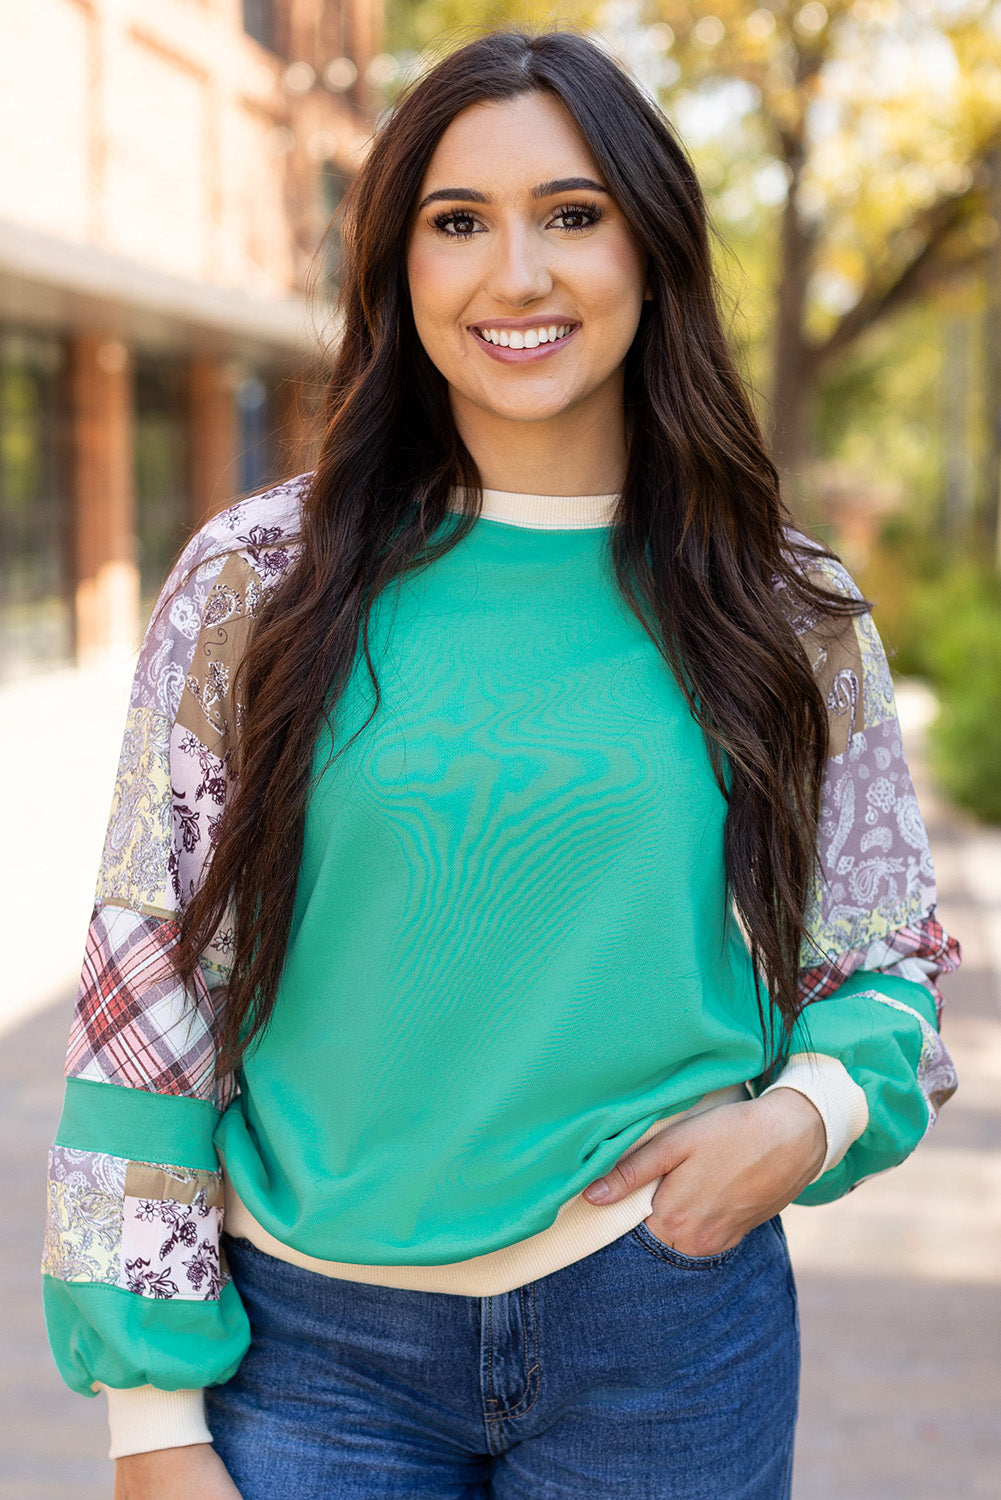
left=0, top=0, right=382, bottom=678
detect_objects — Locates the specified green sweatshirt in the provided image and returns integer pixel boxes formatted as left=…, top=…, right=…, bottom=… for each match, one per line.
left=42, top=478, right=960, bottom=1456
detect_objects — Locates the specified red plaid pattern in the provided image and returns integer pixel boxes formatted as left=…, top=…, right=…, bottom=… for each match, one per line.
left=798, top=911, right=961, bottom=1018
left=65, top=906, right=221, bottom=1101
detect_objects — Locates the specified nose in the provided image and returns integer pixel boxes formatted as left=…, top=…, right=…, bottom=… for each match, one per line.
left=486, top=222, right=554, bottom=306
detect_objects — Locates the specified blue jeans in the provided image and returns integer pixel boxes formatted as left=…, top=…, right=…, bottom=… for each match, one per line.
left=205, top=1217, right=799, bottom=1499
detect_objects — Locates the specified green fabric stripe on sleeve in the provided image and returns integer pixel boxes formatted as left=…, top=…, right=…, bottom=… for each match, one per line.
left=42, top=1276, right=250, bottom=1398
left=55, top=1077, right=219, bottom=1169
left=813, top=968, right=939, bottom=1029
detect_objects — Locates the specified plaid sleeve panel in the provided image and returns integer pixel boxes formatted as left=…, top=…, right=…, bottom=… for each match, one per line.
left=65, top=905, right=230, bottom=1108
left=798, top=912, right=960, bottom=1019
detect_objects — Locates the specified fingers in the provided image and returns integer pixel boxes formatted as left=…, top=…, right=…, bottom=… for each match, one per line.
left=583, top=1121, right=691, bottom=1203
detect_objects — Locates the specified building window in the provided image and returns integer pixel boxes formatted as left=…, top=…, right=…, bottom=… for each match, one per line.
left=242, top=0, right=276, bottom=52
left=321, top=159, right=350, bottom=294
left=134, top=356, right=190, bottom=622
left=236, top=372, right=280, bottom=495
left=0, top=330, right=71, bottom=681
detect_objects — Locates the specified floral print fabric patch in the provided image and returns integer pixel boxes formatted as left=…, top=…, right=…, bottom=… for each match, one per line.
left=42, top=1146, right=227, bottom=1302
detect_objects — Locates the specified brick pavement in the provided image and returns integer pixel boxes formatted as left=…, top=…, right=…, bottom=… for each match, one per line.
left=1, top=682, right=998, bottom=1498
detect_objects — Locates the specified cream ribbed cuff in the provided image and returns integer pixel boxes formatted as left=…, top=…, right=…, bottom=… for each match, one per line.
left=762, top=1052, right=870, bottom=1181
left=101, top=1383, right=211, bottom=1460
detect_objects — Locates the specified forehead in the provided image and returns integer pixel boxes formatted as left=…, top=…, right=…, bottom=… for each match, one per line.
left=416, top=91, right=604, bottom=196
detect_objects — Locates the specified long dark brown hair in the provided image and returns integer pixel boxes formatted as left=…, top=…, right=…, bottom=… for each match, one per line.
left=177, top=29, right=862, bottom=1076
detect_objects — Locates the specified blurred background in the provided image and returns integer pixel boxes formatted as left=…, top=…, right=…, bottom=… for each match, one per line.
left=1, top=2, right=999, bottom=1496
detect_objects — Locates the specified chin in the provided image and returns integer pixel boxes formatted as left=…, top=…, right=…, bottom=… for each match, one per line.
left=475, top=388, right=583, bottom=423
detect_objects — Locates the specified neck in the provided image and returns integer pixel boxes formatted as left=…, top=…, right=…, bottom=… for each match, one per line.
left=449, top=387, right=628, bottom=498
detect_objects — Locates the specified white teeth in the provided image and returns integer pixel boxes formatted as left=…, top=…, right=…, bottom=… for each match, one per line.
left=477, top=324, right=573, bottom=346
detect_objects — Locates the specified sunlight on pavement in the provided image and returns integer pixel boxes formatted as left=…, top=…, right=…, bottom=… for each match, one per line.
left=0, top=659, right=133, bottom=1039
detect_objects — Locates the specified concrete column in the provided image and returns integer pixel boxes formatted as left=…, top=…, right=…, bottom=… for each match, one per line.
left=70, top=335, right=139, bottom=667
left=187, top=356, right=238, bottom=528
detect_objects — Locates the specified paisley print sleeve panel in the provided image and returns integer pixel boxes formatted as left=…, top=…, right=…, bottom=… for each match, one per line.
left=41, top=478, right=308, bottom=1417
left=780, top=535, right=961, bottom=1205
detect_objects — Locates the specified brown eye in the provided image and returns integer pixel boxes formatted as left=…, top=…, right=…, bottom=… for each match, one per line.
left=430, top=210, right=480, bottom=238
left=551, top=202, right=604, bottom=233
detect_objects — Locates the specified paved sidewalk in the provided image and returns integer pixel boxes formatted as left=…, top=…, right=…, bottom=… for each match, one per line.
left=0, top=678, right=998, bottom=1497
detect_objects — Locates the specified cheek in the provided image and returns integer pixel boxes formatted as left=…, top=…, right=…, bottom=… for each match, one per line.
left=406, top=244, right=467, bottom=341
left=583, top=237, right=648, bottom=320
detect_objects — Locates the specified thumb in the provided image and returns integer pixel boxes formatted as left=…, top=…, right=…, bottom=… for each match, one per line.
left=582, top=1125, right=689, bottom=1204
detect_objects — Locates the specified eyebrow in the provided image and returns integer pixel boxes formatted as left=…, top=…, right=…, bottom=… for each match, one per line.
left=416, top=177, right=610, bottom=211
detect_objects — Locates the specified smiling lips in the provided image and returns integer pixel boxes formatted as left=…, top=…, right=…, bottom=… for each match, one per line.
left=470, top=320, right=579, bottom=363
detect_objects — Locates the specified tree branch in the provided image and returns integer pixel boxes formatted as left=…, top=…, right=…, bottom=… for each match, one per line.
left=808, top=176, right=988, bottom=369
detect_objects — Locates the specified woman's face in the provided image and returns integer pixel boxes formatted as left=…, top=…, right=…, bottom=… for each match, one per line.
left=406, top=90, right=649, bottom=439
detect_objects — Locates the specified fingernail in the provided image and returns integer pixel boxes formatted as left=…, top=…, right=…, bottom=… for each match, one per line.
left=584, top=1179, right=610, bottom=1202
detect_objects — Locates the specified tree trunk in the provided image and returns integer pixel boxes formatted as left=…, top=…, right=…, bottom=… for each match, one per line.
left=941, top=308, right=974, bottom=543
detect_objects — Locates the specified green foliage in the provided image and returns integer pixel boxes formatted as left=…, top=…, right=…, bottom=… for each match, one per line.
left=812, top=302, right=948, bottom=515
left=926, top=574, right=1001, bottom=825
left=856, top=515, right=949, bottom=677
left=860, top=520, right=1001, bottom=824
left=385, top=0, right=599, bottom=54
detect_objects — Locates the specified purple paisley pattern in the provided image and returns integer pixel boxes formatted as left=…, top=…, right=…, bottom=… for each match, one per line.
left=42, top=1146, right=227, bottom=1302
left=783, top=537, right=960, bottom=1124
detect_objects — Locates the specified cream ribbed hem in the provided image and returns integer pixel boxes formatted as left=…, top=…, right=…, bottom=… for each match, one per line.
left=448, top=487, right=619, bottom=529
left=101, top=1383, right=210, bottom=1460
left=222, top=1084, right=749, bottom=1296
left=761, top=1051, right=870, bottom=1180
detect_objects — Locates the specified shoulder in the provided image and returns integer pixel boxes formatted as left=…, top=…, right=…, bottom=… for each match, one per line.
left=777, top=528, right=895, bottom=749
left=134, top=474, right=311, bottom=726
left=778, top=526, right=866, bottom=610
left=176, top=471, right=310, bottom=587
left=148, top=473, right=310, bottom=639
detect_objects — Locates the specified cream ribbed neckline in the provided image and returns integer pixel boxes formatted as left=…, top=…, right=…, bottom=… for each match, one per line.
left=447, top=487, right=619, bottom=530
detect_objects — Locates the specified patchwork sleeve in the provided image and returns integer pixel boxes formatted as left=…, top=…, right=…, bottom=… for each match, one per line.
left=774, top=550, right=961, bottom=1204
left=41, top=485, right=302, bottom=1456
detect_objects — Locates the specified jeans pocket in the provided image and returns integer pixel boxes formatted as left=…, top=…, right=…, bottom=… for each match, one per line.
left=629, top=1218, right=746, bottom=1268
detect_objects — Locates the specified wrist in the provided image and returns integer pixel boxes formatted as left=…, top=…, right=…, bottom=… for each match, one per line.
left=761, top=1052, right=870, bottom=1181
left=756, top=1086, right=827, bottom=1179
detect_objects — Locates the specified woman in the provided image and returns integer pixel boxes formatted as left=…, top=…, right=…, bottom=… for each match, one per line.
left=43, top=29, right=960, bottom=1500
